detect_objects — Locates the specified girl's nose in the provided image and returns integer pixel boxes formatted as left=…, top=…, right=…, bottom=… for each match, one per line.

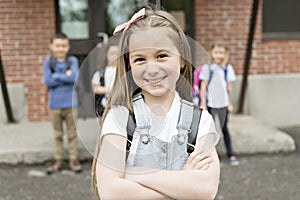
left=145, top=62, right=160, bottom=75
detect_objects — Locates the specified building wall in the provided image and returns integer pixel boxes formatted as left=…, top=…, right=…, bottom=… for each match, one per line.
left=194, top=0, right=300, bottom=126
left=194, top=0, right=300, bottom=75
left=1, top=0, right=300, bottom=123
left=0, top=0, right=55, bottom=121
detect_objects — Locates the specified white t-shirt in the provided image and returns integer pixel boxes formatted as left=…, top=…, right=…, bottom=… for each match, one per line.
left=101, top=93, right=219, bottom=166
left=91, top=66, right=116, bottom=106
left=200, top=63, right=236, bottom=108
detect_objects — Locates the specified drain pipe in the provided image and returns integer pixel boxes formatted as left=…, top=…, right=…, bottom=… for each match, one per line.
left=0, top=49, right=15, bottom=123
left=237, top=0, right=259, bottom=113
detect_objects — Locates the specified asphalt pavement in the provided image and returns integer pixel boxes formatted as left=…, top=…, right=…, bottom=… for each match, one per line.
left=0, top=114, right=298, bottom=200
left=0, top=125, right=299, bottom=200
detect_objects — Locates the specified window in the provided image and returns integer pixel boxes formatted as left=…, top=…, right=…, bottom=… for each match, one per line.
left=263, top=0, right=300, bottom=40
left=105, top=0, right=151, bottom=35
left=57, top=0, right=89, bottom=39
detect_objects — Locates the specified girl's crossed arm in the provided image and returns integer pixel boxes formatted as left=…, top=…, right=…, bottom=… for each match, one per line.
left=96, top=134, right=172, bottom=200
left=125, top=135, right=220, bottom=200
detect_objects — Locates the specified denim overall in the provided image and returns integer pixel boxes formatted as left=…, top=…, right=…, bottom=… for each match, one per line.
left=130, top=94, right=194, bottom=170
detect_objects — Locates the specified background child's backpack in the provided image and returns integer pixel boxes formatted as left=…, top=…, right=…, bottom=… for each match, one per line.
left=192, top=66, right=201, bottom=106
left=94, top=68, right=106, bottom=117
left=192, top=65, right=229, bottom=107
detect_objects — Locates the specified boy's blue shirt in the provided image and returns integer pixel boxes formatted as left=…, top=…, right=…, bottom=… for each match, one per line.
left=43, top=56, right=79, bottom=109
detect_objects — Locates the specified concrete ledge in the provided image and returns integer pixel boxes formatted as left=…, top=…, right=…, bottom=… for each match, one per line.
left=232, top=74, right=300, bottom=127
left=0, top=116, right=296, bottom=165
left=217, top=114, right=296, bottom=155
left=0, top=119, right=98, bottom=165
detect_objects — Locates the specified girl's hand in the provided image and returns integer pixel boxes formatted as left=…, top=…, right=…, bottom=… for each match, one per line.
left=200, top=104, right=207, bottom=110
left=227, top=104, right=233, bottom=112
left=183, top=151, right=213, bottom=171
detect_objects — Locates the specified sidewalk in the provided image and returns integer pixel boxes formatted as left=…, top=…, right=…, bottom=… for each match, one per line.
left=0, top=114, right=296, bottom=165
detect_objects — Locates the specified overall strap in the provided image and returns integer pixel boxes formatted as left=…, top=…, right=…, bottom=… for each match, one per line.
left=132, top=94, right=151, bottom=130
left=126, top=94, right=203, bottom=153
left=177, top=99, right=194, bottom=132
left=127, top=104, right=202, bottom=139
left=126, top=93, right=150, bottom=151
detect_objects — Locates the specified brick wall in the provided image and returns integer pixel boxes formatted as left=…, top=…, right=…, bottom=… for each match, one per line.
left=194, top=0, right=300, bottom=75
left=1, top=0, right=300, bottom=122
left=0, top=0, right=55, bottom=121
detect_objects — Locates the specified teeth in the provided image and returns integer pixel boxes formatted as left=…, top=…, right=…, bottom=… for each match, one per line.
left=148, top=78, right=163, bottom=83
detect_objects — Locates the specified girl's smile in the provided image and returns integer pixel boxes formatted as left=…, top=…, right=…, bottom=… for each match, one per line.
left=144, top=76, right=167, bottom=87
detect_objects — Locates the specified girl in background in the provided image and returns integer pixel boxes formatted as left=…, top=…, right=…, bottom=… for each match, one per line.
left=200, top=40, right=239, bottom=166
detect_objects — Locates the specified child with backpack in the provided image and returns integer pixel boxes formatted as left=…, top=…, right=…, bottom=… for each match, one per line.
left=92, top=7, right=220, bottom=200
left=200, top=39, right=240, bottom=166
left=91, top=38, right=119, bottom=117
left=43, top=33, right=82, bottom=173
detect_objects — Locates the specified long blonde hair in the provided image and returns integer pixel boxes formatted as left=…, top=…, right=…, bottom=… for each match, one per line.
left=91, top=6, right=192, bottom=199
left=209, top=39, right=230, bottom=66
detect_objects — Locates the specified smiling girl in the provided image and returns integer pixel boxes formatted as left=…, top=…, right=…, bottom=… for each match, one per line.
left=92, top=7, right=220, bottom=200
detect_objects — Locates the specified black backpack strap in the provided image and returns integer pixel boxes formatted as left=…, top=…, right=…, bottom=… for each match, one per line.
left=99, top=68, right=105, bottom=86
left=224, top=64, right=228, bottom=82
left=126, top=112, right=136, bottom=151
left=187, top=107, right=203, bottom=153
left=66, top=56, right=71, bottom=71
left=94, top=68, right=107, bottom=118
left=50, top=57, right=56, bottom=73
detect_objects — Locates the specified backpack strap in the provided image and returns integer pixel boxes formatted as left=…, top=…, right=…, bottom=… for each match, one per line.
left=66, top=56, right=71, bottom=71
left=49, top=56, right=72, bottom=73
left=187, top=107, right=203, bottom=153
left=193, top=67, right=201, bottom=88
left=126, top=112, right=136, bottom=151
left=99, top=68, right=106, bottom=86
left=224, top=64, right=228, bottom=82
left=207, top=64, right=228, bottom=87
left=207, top=65, right=214, bottom=86
left=94, top=68, right=107, bottom=117
left=50, top=57, right=56, bottom=73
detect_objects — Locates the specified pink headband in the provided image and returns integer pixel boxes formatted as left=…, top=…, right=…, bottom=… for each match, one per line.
left=113, top=8, right=146, bottom=35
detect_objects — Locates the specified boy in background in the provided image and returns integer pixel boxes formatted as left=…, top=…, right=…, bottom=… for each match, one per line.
left=43, top=33, right=82, bottom=173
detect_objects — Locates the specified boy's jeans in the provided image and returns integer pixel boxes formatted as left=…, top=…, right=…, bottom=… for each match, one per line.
left=50, top=108, right=78, bottom=161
